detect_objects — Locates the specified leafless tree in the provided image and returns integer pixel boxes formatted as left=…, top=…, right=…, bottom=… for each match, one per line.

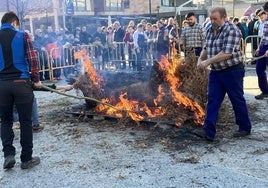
left=7, top=0, right=53, bottom=28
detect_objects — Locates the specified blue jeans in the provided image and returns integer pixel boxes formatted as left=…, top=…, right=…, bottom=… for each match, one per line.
left=203, top=68, right=252, bottom=139
left=256, top=44, right=268, bottom=94
left=13, top=96, right=39, bottom=126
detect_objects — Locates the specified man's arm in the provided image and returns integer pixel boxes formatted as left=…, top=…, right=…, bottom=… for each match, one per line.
left=197, top=51, right=232, bottom=69
left=24, top=32, right=41, bottom=87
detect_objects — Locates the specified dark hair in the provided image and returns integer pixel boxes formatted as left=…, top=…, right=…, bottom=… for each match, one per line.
left=255, top=8, right=261, bottom=15
left=1, top=11, right=19, bottom=25
left=263, top=1, right=268, bottom=12
left=185, top=12, right=195, bottom=19
left=233, top=17, right=239, bottom=22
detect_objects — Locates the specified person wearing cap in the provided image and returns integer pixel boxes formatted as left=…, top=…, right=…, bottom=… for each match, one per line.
left=254, top=8, right=267, bottom=40
left=255, top=2, right=268, bottom=100
left=194, top=7, right=252, bottom=141
left=180, top=12, right=206, bottom=63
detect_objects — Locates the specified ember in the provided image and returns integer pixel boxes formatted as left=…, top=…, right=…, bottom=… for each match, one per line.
left=73, top=50, right=208, bottom=126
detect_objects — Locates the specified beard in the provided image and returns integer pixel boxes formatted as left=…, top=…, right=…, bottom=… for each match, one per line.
left=211, top=24, right=220, bottom=31
left=188, top=22, right=195, bottom=27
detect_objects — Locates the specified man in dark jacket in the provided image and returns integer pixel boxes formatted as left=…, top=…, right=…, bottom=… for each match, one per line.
left=113, top=21, right=126, bottom=69
left=0, top=12, right=42, bottom=169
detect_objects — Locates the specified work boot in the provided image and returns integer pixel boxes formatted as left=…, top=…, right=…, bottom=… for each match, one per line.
left=21, top=157, right=40, bottom=169
left=3, top=155, right=16, bottom=169
left=255, top=93, right=268, bottom=100
left=233, top=130, right=250, bottom=138
left=32, top=124, right=44, bottom=132
left=192, top=128, right=213, bottom=141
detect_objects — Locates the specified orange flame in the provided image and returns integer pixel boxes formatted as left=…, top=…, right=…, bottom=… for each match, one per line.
left=75, top=48, right=204, bottom=125
left=158, top=55, right=205, bottom=125
left=74, top=48, right=103, bottom=89
left=96, top=93, right=166, bottom=121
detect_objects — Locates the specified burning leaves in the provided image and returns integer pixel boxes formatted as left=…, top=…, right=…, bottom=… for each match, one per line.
left=158, top=56, right=205, bottom=125
left=74, top=50, right=208, bottom=126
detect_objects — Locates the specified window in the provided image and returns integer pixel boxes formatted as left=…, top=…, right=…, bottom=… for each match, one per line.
left=74, top=0, right=87, bottom=11
left=106, top=0, right=122, bottom=11
left=123, top=0, right=130, bottom=9
left=161, top=0, right=175, bottom=6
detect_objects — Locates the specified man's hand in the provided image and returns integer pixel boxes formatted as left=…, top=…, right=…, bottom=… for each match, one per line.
left=62, top=85, right=74, bottom=92
left=265, top=50, right=268, bottom=57
left=33, top=81, right=42, bottom=89
left=197, top=59, right=209, bottom=69
left=255, top=48, right=259, bottom=56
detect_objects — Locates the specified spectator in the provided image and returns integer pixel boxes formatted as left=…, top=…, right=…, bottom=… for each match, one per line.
left=180, top=12, right=206, bottom=63
left=169, top=21, right=181, bottom=56
left=106, top=26, right=115, bottom=65
left=33, top=28, right=50, bottom=80
left=134, top=23, right=148, bottom=71
left=165, top=17, right=175, bottom=32
left=123, top=25, right=135, bottom=70
left=149, top=24, right=158, bottom=61
left=80, top=26, right=91, bottom=45
left=113, top=21, right=126, bottom=69
left=156, top=20, right=169, bottom=61
left=248, top=11, right=260, bottom=61
left=240, top=16, right=249, bottom=40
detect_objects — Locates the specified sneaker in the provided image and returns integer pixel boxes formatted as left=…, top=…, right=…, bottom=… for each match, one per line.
left=3, top=155, right=16, bottom=169
left=21, top=157, right=40, bottom=169
left=33, top=124, right=44, bottom=132
left=255, top=93, right=268, bottom=100
left=192, top=128, right=214, bottom=141
left=233, top=130, right=250, bottom=138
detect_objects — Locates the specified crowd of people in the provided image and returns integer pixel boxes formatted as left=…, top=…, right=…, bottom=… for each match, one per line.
left=28, top=6, right=267, bottom=80
left=0, top=2, right=268, bottom=171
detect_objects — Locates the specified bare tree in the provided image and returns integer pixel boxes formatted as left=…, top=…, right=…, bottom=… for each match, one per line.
left=8, top=0, right=53, bottom=29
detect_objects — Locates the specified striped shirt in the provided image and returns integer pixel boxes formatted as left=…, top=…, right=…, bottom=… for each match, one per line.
left=260, top=17, right=268, bottom=45
left=180, top=23, right=205, bottom=48
left=205, top=21, right=243, bottom=71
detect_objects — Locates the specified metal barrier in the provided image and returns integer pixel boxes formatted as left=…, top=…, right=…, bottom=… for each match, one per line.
left=244, top=35, right=262, bottom=64
left=35, top=41, right=167, bottom=80
left=37, top=36, right=262, bottom=81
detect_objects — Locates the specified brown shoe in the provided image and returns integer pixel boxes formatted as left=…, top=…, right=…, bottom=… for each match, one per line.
left=233, top=130, right=250, bottom=138
left=33, top=124, right=44, bottom=132
left=255, top=93, right=268, bottom=100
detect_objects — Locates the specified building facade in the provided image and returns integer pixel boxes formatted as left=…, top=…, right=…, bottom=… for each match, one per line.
left=0, top=0, right=265, bottom=33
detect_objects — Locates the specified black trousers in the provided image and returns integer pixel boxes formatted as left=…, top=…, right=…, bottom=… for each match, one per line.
left=0, top=80, right=34, bottom=162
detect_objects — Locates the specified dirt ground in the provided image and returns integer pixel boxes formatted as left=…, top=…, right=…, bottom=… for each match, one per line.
left=0, top=65, right=267, bottom=188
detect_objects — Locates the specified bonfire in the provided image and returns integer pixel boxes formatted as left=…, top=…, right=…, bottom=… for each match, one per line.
left=73, top=47, right=209, bottom=126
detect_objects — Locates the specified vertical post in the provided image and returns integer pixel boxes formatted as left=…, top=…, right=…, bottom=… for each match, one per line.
left=149, top=0, right=152, bottom=22
left=233, top=0, right=234, bottom=17
left=45, top=9, right=49, bottom=27
left=52, top=0, right=59, bottom=31
left=63, top=1, right=66, bottom=31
